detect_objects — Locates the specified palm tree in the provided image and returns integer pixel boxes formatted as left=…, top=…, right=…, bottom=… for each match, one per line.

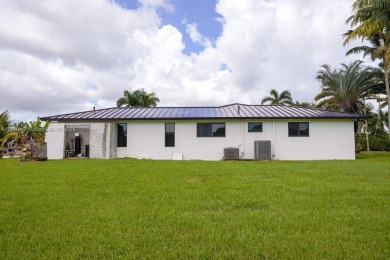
left=344, top=0, right=390, bottom=48
left=261, top=89, right=293, bottom=105
left=344, top=0, right=390, bottom=137
left=314, top=61, right=379, bottom=113
left=117, top=89, right=160, bottom=107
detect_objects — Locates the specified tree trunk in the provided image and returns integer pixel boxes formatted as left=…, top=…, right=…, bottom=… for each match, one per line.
left=365, top=120, right=370, bottom=151
left=375, top=97, right=381, bottom=136
left=384, top=68, right=390, bottom=139
left=380, top=39, right=390, bottom=139
left=356, top=121, right=363, bottom=152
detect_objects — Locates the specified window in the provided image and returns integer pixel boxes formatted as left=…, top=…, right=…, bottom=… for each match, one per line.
left=165, top=123, right=175, bottom=147
left=288, top=122, right=309, bottom=137
left=117, top=123, right=127, bottom=147
left=197, top=123, right=225, bottom=137
left=248, top=122, right=262, bottom=132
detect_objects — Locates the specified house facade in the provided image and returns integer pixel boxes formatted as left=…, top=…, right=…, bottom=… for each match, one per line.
left=42, top=104, right=368, bottom=160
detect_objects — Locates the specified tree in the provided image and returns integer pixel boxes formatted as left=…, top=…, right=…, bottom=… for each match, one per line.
left=344, top=0, right=390, bottom=52
left=344, top=0, right=390, bottom=138
left=24, top=117, right=49, bottom=144
left=294, top=101, right=315, bottom=108
left=261, top=89, right=293, bottom=105
left=0, top=111, right=11, bottom=141
left=117, top=89, right=160, bottom=107
left=314, top=61, right=379, bottom=113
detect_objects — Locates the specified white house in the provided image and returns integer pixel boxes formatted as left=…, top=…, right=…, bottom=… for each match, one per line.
left=41, top=104, right=369, bottom=160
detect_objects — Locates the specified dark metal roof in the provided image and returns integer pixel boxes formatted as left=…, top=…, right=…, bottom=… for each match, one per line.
left=41, top=103, right=370, bottom=121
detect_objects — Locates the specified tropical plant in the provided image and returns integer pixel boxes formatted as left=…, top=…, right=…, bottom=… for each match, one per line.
left=314, top=61, right=379, bottom=113
left=0, top=110, right=11, bottom=141
left=344, top=0, right=390, bottom=45
left=344, top=0, right=390, bottom=138
left=117, top=89, right=160, bottom=107
left=294, top=101, right=315, bottom=108
left=1, top=130, right=25, bottom=148
left=261, top=89, right=293, bottom=105
left=366, top=110, right=388, bottom=137
left=25, top=117, right=49, bottom=144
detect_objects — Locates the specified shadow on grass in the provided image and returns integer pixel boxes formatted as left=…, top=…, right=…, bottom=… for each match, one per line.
left=356, top=151, right=390, bottom=160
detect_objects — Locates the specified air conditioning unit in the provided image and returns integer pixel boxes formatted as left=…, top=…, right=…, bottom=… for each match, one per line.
left=224, top=147, right=239, bottom=160
left=254, top=140, right=271, bottom=160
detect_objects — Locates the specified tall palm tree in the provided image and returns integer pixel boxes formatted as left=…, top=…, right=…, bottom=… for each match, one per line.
left=117, top=89, right=160, bottom=107
left=344, top=0, right=390, bottom=137
left=261, top=89, right=293, bottom=105
left=344, top=0, right=390, bottom=49
left=345, top=35, right=389, bottom=132
left=314, top=61, right=379, bottom=113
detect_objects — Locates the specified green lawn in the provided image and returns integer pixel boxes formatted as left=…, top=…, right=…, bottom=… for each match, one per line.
left=1, top=152, right=389, bottom=259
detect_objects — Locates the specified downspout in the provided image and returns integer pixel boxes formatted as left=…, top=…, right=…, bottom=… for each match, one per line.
left=240, top=120, right=245, bottom=158
left=272, top=120, right=276, bottom=158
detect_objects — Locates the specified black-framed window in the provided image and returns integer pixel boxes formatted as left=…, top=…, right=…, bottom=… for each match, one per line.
left=165, top=123, right=175, bottom=147
left=288, top=122, right=309, bottom=137
left=248, top=122, right=262, bottom=132
left=197, top=123, right=225, bottom=137
left=117, top=123, right=127, bottom=147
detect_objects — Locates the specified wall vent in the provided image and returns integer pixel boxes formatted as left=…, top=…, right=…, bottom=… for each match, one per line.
left=254, top=140, right=271, bottom=160
left=224, top=147, right=239, bottom=160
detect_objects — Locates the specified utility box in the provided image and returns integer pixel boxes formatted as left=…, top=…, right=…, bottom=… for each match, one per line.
left=254, top=140, right=271, bottom=160
left=224, top=147, right=239, bottom=159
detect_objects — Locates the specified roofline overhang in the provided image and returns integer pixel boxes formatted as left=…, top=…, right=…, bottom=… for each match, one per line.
left=41, top=116, right=371, bottom=122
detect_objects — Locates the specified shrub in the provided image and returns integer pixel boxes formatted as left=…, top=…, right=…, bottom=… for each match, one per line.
left=362, top=135, right=390, bottom=151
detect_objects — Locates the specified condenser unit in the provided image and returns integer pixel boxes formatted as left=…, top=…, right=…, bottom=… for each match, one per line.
left=254, top=140, right=271, bottom=160
left=224, top=147, right=239, bottom=160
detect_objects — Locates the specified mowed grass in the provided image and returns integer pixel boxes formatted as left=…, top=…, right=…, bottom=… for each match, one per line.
left=0, top=153, right=389, bottom=259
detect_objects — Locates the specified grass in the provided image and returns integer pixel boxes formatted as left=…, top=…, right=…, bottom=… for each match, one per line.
left=0, top=152, right=389, bottom=259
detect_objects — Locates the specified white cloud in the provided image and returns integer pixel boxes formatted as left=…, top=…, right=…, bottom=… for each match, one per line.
left=185, top=23, right=211, bottom=48
left=0, top=0, right=361, bottom=121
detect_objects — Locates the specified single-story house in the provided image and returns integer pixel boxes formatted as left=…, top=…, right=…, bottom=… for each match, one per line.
left=41, top=103, right=369, bottom=160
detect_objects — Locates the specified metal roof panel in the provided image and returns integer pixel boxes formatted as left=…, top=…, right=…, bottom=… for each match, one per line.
left=41, top=104, right=370, bottom=121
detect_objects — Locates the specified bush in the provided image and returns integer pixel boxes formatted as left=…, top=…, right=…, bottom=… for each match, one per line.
left=362, top=135, right=390, bottom=151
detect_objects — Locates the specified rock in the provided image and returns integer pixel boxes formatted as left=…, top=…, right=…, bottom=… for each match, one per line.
left=19, top=151, right=31, bottom=162
left=31, top=143, right=47, bottom=161
left=26, top=140, right=36, bottom=146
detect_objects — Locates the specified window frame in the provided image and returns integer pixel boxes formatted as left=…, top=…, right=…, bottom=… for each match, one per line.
left=248, top=122, right=263, bottom=133
left=197, top=123, right=226, bottom=137
left=165, top=123, right=175, bottom=147
left=288, top=122, right=309, bottom=137
left=117, top=123, right=127, bottom=147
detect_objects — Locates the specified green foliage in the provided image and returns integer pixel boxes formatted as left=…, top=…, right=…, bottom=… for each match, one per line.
left=25, top=117, right=49, bottom=144
left=314, top=61, right=379, bottom=112
left=344, top=0, right=390, bottom=138
left=117, top=88, right=160, bottom=107
left=344, top=0, right=390, bottom=55
left=1, top=154, right=389, bottom=258
left=261, top=89, right=293, bottom=105
left=294, top=101, right=315, bottom=108
left=0, top=110, right=11, bottom=140
left=0, top=130, right=25, bottom=147
left=362, top=135, right=390, bottom=151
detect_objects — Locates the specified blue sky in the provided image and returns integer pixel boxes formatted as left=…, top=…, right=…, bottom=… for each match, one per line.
left=0, top=0, right=361, bottom=122
left=115, top=0, right=222, bottom=53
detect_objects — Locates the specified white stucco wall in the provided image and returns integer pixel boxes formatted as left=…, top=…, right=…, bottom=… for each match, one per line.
left=273, top=120, right=355, bottom=160
left=45, top=123, right=65, bottom=159
left=120, top=120, right=241, bottom=160
left=90, top=123, right=117, bottom=159
left=116, top=119, right=356, bottom=160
